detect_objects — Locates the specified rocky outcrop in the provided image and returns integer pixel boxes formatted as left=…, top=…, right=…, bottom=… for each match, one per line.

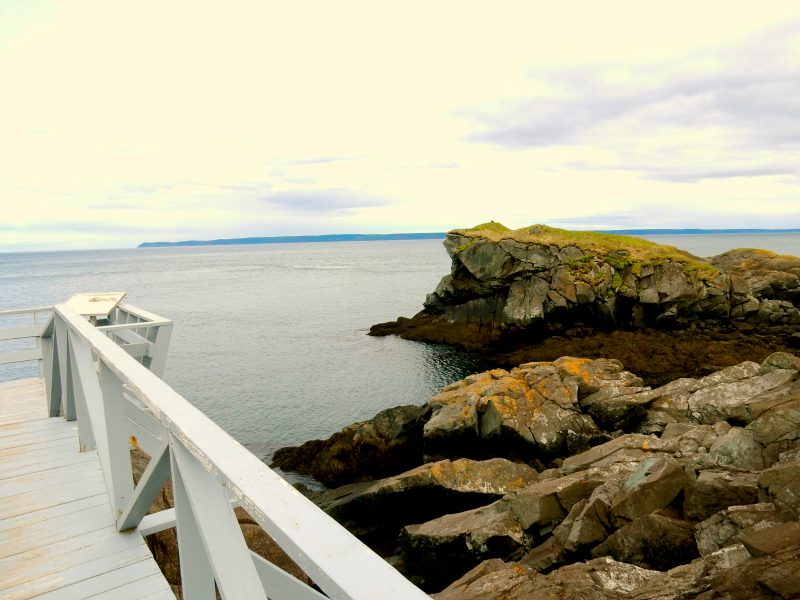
left=273, top=351, right=800, bottom=594
left=371, top=224, right=800, bottom=383
left=270, top=404, right=431, bottom=486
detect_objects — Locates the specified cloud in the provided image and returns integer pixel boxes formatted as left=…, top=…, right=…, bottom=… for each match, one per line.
left=465, top=21, right=800, bottom=183
left=262, top=189, right=391, bottom=214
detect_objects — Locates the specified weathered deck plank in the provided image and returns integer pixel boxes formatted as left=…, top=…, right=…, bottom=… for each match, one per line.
left=0, top=378, right=174, bottom=599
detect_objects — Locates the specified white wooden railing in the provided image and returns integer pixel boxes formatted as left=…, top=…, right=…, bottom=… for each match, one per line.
left=1, top=302, right=428, bottom=600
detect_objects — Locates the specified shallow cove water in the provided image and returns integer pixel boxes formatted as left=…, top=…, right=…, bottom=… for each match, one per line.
left=1, top=233, right=797, bottom=461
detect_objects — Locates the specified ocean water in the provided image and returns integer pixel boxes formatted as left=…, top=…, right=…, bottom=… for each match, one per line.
left=1, top=233, right=797, bottom=460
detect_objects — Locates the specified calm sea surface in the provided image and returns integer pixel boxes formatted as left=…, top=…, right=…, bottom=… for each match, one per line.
left=1, top=233, right=798, bottom=461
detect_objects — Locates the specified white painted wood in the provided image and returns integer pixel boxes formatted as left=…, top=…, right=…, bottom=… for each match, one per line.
left=120, top=340, right=151, bottom=359
left=53, top=316, right=74, bottom=419
left=0, top=348, right=42, bottom=365
left=148, top=322, right=172, bottom=377
left=97, top=320, right=172, bottom=332
left=97, top=361, right=135, bottom=521
left=32, top=555, right=163, bottom=599
left=138, top=508, right=176, bottom=536
left=1, top=544, right=153, bottom=599
left=0, top=493, right=108, bottom=533
left=250, top=552, right=328, bottom=600
left=0, top=324, right=44, bottom=341
left=171, top=439, right=269, bottom=600
left=118, top=438, right=170, bottom=531
left=0, top=306, right=52, bottom=316
left=170, top=445, right=216, bottom=600
left=65, top=292, right=127, bottom=318
left=66, top=332, right=99, bottom=451
left=55, top=302, right=428, bottom=600
left=0, top=377, right=174, bottom=599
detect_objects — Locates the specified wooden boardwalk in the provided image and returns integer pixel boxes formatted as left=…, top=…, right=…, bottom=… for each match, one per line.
left=0, top=377, right=174, bottom=599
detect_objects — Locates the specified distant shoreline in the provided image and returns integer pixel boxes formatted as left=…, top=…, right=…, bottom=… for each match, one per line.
left=138, top=229, right=800, bottom=248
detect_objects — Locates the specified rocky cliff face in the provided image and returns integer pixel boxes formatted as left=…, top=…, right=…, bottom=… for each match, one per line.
left=371, top=224, right=800, bottom=383
left=373, top=225, right=800, bottom=349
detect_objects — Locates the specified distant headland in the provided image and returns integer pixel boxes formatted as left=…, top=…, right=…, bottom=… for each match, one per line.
left=137, top=233, right=446, bottom=248
left=138, top=228, right=800, bottom=248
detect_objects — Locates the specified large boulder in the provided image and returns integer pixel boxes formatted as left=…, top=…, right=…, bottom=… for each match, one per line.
left=759, top=458, right=800, bottom=510
left=695, top=503, right=795, bottom=556
left=435, top=556, right=658, bottom=600
left=610, top=456, right=690, bottom=526
left=270, top=404, right=431, bottom=486
left=423, top=361, right=606, bottom=462
left=591, top=513, right=698, bottom=570
left=684, top=470, right=760, bottom=521
left=316, top=457, right=537, bottom=528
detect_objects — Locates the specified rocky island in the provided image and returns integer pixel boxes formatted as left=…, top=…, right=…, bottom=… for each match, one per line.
left=371, top=223, right=800, bottom=384
left=272, top=225, right=800, bottom=598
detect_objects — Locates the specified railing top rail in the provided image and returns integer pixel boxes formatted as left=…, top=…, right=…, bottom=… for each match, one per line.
left=0, top=305, right=54, bottom=317
left=53, top=303, right=427, bottom=600
left=96, top=320, right=173, bottom=332
left=116, top=302, right=172, bottom=324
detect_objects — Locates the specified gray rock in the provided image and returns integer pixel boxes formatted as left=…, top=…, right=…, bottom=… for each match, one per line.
left=458, top=240, right=515, bottom=282
left=746, top=380, right=800, bottom=465
left=503, top=276, right=550, bottom=325
left=611, top=456, right=690, bottom=526
left=316, top=457, right=538, bottom=523
left=759, top=459, right=800, bottom=510
left=684, top=470, right=760, bottom=520
left=591, top=513, right=698, bottom=570
left=709, top=427, right=765, bottom=470
left=561, top=433, right=668, bottom=475
left=436, top=556, right=659, bottom=600
left=695, top=503, right=794, bottom=556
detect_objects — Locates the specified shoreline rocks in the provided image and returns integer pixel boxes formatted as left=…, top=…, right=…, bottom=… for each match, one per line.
left=274, top=351, right=800, bottom=596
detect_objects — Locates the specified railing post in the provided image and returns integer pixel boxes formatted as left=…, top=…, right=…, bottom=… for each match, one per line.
left=170, top=440, right=216, bottom=600
left=67, top=330, right=99, bottom=452
left=147, top=323, right=172, bottom=378
left=97, top=361, right=136, bottom=520
left=170, top=438, right=269, bottom=600
left=40, top=316, right=62, bottom=417
left=53, top=315, right=75, bottom=419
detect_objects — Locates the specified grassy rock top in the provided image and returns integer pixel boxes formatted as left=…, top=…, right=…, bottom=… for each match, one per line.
left=451, top=222, right=718, bottom=279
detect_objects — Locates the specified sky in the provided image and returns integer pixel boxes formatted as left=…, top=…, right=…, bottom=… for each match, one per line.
left=1, top=1, right=800, bottom=251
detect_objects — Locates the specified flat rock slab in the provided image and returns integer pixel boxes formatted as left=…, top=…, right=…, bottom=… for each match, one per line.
left=741, top=521, right=800, bottom=557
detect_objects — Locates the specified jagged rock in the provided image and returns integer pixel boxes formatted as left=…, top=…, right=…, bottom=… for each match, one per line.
left=746, top=380, right=800, bottom=465
left=551, top=463, right=640, bottom=559
left=591, top=513, right=698, bottom=570
left=708, top=537, right=800, bottom=598
left=684, top=470, right=760, bottom=520
left=611, top=456, right=690, bottom=526
left=401, top=463, right=627, bottom=586
left=740, top=521, right=800, bottom=557
left=270, top=404, right=431, bottom=487
left=759, top=459, right=800, bottom=510
left=712, top=248, right=800, bottom=304
left=423, top=361, right=602, bottom=461
left=634, top=356, right=799, bottom=432
left=507, top=467, right=610, bottom=532
left=400, top=500, right=530, bottom=590
left=695, top=503, right=795, bottom=556
left=561, top=433, right=668, bottom=475
left=316, top=457, right=537, bottom=526
left=708, top=427, right=765, bottom=470
left=435, top=556, right=659, bottom=600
